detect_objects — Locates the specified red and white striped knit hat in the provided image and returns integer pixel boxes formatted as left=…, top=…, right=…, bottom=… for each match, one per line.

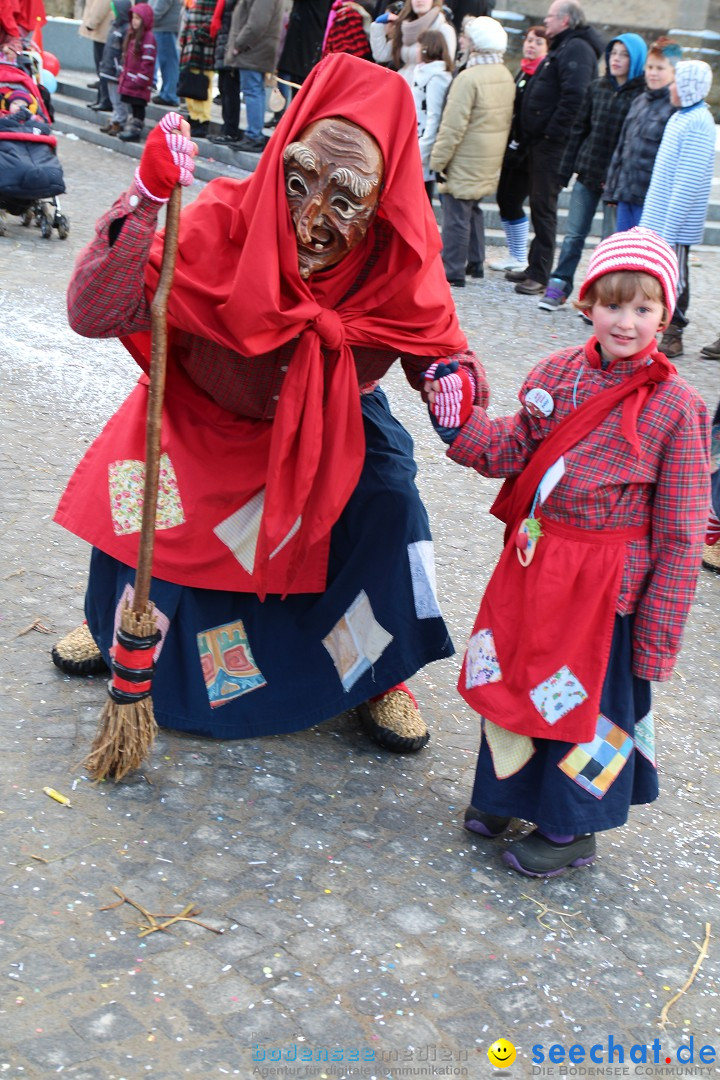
left=578, top=227, right=678, bottom=315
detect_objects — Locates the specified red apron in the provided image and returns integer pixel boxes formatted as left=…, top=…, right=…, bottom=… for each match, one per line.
left=458, top=517, right=649, bottom=743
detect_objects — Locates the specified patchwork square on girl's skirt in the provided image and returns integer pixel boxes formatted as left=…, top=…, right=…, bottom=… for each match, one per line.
left=465, top=627, right=502, bottom=689
left=322, top=589, right=393, bottom=691
left=484, top=719, right=535, bottom=779
left=197, top=619, right=266, bottom=708
left=529, top=664, right=588, bottom=725
left=558, top=713, right=634, bottom=799
left=108, top=453, right=185, bottom=535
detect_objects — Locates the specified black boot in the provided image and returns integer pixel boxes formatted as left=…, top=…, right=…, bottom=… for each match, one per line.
left=118, top=118, right=144, bottom=143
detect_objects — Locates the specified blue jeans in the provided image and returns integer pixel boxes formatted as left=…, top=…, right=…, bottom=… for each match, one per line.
left=240, top=69, right=265, bottom=140
left=616, top=201, right=643, bottom=232
left=552, top=179, right=603, bottom=295
left=155, top=31, right=180, bottom=104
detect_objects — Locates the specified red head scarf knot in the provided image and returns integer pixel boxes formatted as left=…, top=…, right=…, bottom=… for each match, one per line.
left=313, top=308, right=345, bottom=351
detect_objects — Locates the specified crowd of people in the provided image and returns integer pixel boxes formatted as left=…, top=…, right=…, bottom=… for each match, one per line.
left=81, top=0, right=719, bottom=362
left=46, top=0, right=718, bottom=881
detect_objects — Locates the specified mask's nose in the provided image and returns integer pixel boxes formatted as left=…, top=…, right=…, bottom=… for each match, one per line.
left=296, top=195, right=324, bottom=245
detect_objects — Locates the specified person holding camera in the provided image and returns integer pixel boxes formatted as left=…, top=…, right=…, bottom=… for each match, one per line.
left=370, top=0, right=456, bottom=84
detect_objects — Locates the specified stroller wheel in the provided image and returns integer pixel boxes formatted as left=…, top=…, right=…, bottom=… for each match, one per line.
left=40, top=215, right=52, bottom=239
left=21, top=208, right=33, bottom=227
left=56, top=214, right=70, bottom=240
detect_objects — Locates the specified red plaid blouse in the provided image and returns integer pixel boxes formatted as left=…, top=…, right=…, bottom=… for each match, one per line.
left=448, top=345, right=710, bottom=682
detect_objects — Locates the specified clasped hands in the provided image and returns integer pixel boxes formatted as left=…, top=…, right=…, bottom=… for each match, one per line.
left=423, top=360, right=475, bottom=444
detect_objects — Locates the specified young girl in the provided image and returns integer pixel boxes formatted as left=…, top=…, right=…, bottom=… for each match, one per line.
left=117, top=2, right=156, bottom=142
left=370, top=0, right=456, bottom=85
left=424, top=228, right=709, bottom=878
left=411, top=29, right=452, bottom=201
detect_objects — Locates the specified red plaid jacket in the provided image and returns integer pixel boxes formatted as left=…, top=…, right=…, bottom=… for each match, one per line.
left=67, top=185, right=483, bottom=419
left=448, top=344, right=710, bottom=682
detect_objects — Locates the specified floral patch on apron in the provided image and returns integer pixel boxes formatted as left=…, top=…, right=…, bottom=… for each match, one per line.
left=558, top=713, right=634, bottom=799
left=322, top=590, right=393, bottom=691
left=529, top=665, right=588, bottom=726
left=407, top=541, right=442, bottom=619
left=197, top=619, right=266, bottom=708
left=484, top=719, right=535, bottom=779
left=465, top=628, right=502, bottom=689
left=633, top=712, right=656, bottom=765
left=108, top=453, right=185, bottom=536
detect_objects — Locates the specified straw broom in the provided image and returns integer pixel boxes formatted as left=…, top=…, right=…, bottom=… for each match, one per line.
left=84, top=185, right=182, bottom=781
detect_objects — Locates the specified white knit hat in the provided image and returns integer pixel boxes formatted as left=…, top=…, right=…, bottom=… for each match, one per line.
left=465, top=16, right=507, bottom=54
left=578, top=227, right=678, bottom=315
left=674, top=59, right=712, bottom=108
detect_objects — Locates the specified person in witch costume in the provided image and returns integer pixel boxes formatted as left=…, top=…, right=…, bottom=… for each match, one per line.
left=52, top=52, right=482, bottom=756
left=425, top=227, right=709, bottom=877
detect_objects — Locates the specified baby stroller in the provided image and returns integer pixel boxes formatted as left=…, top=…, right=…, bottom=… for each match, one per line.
left=0, top=56, right=69, bottom=240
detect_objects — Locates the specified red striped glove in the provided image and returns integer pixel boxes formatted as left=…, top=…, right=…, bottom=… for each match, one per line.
left=135, top=113, right=196, bottom=204
left=424, top=360, right=475, bottom=429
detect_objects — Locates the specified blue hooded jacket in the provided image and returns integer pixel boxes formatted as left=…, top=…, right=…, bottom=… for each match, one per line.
left=558, top=32, right=648, bottom=190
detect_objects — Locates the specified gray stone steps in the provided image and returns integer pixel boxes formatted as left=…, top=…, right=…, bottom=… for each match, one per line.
left=49, top=69, right=720, bottom=248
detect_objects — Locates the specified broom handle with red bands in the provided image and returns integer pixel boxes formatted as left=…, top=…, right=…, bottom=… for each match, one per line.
left=133, top=184, right=182, bottom=614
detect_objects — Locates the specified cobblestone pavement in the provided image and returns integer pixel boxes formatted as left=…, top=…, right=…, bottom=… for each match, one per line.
left=1, top=135, right=719, bottom=1080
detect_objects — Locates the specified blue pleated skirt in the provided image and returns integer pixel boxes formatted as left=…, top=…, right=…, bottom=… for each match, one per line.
left=85, top=388, right=454, bottom=739
left=470, top=615, right=658, bottom=833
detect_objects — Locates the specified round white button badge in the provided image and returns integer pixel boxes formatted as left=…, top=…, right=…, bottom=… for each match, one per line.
left=525, top=387, right=554, bottom=418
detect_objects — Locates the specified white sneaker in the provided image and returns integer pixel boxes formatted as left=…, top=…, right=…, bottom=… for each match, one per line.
left=488, top=258, right=527, bottom=273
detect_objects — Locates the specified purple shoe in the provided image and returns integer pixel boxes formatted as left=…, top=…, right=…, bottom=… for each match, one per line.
left=502, top=829, right=596, bottom=878
left=463, top=805, right=511, bottom=838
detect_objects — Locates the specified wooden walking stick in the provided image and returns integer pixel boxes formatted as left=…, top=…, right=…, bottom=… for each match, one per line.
left=84, top=185, right=183, bottom=781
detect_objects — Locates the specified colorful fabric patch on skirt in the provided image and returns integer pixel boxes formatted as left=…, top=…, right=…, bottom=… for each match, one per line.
left=114, top=583, right=170, bottom=662
left=633, top=711, right=656, bottom=765
left=108, top=453, right=185, bottom=536
left=213, top=488, right=301, bottom=574
left=407, top=540, right=442, bottom=619
left=465, top=627, right=502, bottom=689
left=484, top=719, right=535, bottom=779
left=322, top=590, right=393, bottom=691
left=530, top=665, right=588, bottom=725
left=197, top=619, right=266, bottom=708
left=558, top=713, right=634, bottom=799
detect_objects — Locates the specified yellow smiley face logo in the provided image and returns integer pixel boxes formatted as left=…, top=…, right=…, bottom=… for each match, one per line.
left=488, top=1039, right=517, bottom=1068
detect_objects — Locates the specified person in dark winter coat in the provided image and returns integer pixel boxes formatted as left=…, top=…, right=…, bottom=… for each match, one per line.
left=537, top=32, right=647, bottom=311
left=224, top=0, right=284, bottom=152
left=208, top=0, right=241, bottom=144
left=278, top=0, right=333, bottom=89
left=98, top=0, right=132, bottom=136
left=117, top=2, right=157, bottom=142
left=488, top=23, right=547, bottom=273
left=603, top=37, right=680, bottom=233
left=510, top=0, right=603, bottom=296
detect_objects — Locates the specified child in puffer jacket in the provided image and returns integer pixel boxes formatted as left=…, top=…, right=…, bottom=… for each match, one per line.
left=98, top=0, right=133, bottom=136
left=604, top=37, right=681, bottom=234
left=117, top=2, right=157, bottom=142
